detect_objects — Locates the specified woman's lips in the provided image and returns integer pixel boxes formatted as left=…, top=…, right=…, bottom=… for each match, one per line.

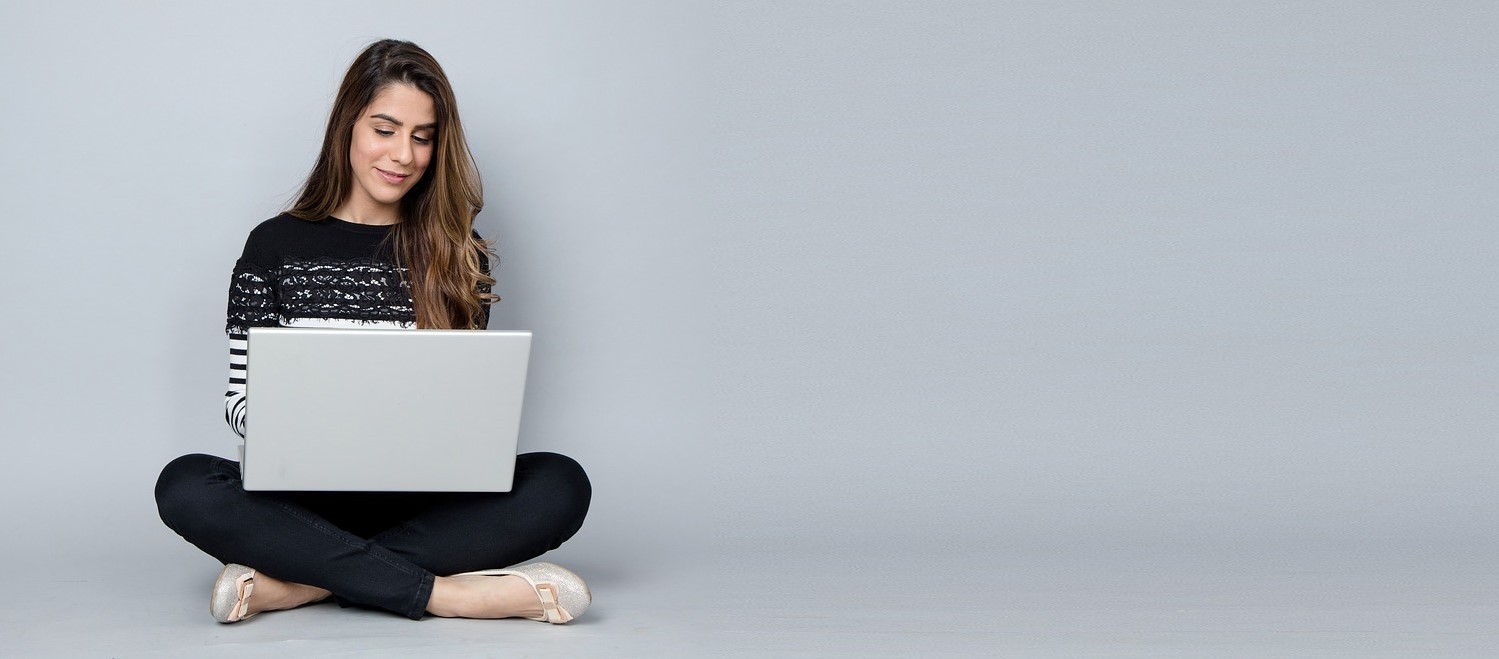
left=376, top=168, right=410, bottom=184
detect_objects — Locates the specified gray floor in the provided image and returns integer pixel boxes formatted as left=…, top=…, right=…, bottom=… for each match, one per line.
left=7, top=541, right=1499, bottom=657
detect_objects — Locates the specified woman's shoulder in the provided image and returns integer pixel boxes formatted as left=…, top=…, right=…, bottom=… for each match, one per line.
left=245, top=213, right=318, bottom=243
left=237, top=213, right=319, bottom=268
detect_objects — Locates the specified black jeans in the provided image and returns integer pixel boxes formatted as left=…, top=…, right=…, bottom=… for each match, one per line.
left=154, top=452, right=591, bottom=619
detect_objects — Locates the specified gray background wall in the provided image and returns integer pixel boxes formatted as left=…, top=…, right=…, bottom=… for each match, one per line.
left=1, top=0, right=1496, bottom=648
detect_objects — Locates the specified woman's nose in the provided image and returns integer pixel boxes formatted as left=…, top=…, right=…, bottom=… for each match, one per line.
left=391, top=138, right=414, bottom=165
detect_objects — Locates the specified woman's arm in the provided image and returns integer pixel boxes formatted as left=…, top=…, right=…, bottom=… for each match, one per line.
left=224, top=249, right=279, bottom=439
left=224, top=333, right=251, bottom=438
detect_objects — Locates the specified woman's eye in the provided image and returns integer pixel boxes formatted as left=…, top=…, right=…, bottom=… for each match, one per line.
left=374, top=128, right=395, bottom=137
left=414, top=136, right=432, bottom=145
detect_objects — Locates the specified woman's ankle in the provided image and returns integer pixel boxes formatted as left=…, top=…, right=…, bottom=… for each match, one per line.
left=427, top=575, right=543, bottom=619
left=246, top=573, right=331, bottom=615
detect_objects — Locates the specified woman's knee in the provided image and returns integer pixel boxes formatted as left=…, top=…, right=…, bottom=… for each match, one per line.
left=518, top=451, right=591, bottom=521
left=154, top=453, right=220, bottom=533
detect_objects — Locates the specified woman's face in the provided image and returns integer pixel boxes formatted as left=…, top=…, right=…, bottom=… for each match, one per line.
left=344, top=83, right=437, bottom=219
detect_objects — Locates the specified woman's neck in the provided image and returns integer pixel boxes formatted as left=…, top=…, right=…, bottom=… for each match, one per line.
left=331, top=199, right=401, bottom=226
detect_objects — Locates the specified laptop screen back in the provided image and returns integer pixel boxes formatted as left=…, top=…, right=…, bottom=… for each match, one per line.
left=242, top=327, right=531, bottom=492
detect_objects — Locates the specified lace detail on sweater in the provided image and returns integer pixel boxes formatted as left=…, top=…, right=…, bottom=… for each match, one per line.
left=226, top=257, right=416, bottom=334
left=279, top=258, right=415, bottom=325
left=226, top=264, right=278, bottom=334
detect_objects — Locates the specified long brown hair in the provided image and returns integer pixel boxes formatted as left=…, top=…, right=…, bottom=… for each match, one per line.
left=289, top=39, right=496, bottom=329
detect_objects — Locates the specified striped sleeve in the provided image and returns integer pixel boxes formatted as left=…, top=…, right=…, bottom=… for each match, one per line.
left=225, top=333, right=250, bottom=438
left=224, top=261, right=278, bottom=439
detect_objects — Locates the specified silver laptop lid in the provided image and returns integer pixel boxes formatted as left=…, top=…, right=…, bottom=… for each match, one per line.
left=243, top=327, right=531, bottom=492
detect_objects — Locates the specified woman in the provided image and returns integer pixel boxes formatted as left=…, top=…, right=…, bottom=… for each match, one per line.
left=154, top=39, right=592, bottom=624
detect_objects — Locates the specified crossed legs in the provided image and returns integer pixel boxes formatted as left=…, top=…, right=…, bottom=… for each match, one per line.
left=155, top=451, right=591, bottom=620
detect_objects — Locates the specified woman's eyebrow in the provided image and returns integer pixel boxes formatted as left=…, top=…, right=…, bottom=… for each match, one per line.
left=369, top=113, right=436, bottom=130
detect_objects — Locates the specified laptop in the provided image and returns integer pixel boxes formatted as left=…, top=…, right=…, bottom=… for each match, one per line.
left=240, top=327, right=532, bottom=492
